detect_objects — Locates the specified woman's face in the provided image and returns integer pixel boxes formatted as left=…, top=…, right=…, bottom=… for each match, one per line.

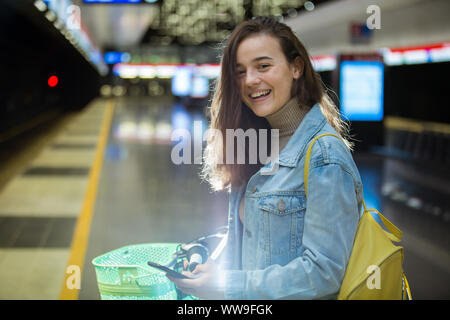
left=236, top=33, right=302, bottom=117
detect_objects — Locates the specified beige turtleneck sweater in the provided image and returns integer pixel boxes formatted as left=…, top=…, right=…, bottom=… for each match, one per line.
left=239, top=97, right=309, bottom=224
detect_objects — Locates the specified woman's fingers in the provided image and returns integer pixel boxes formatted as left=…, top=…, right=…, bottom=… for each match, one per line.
left=166, top=261, right=213, bottom=297
left=192, top=263, right=207, bottom=274
left=167, top=273, right=198, bottom=287
left=166, top=275, right=200, bottom=296
left=182, top=270, right=195, bottom=277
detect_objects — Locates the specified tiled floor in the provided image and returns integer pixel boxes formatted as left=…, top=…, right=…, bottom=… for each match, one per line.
left=0, top=217, right=76, bottom=248
left=0, top=98, right=107, bottom=299
left=52, top=136, right=99, bottom=145
left=30, top=149, right=96, bottom=168
left=0, top=177, right=89, bottom=217
left=0, top=248, right=70, bottom=299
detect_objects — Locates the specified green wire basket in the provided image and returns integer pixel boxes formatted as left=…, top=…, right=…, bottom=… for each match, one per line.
left=92, top=243, right=195, bottom=300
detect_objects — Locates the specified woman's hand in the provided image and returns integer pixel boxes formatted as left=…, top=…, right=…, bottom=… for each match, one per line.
left=166, top=258, right=225, bottom=300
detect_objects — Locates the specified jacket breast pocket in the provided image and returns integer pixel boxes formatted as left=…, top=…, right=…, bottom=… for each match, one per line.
left=259, top=193, right=306, bottom=266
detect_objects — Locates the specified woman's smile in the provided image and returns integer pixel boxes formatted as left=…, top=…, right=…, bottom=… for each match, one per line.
left=236, top=34, right=301, bottom=118
left=249, top=89, right=272, bottom=101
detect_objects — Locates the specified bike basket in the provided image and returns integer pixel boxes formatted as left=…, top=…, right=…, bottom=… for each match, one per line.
left=92, top=243, right=180, bottom=300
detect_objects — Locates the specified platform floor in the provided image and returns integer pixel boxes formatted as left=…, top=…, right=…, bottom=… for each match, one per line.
left=0, top=100, right=105, bottom=299
left=0, top=96, right=448, bottom=300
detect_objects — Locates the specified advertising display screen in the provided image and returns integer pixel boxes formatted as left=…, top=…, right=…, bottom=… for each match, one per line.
left=190, top=76, right=209, bottom=98
left=104, top=52, right=130, bottom=64
left=83, top=0, right=142, bottom=3
left=83, top=0, right=158, bottom=2
left=171, top=67, right=193, bottom=97
left=339, top=61, right=384, bottom=121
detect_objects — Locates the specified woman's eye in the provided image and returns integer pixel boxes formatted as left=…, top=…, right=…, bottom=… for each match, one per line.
left=259, top=64, right=270, bottom=70
left=237, top=70, right=246, bottom=76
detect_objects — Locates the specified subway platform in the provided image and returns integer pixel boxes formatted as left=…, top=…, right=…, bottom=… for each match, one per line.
left=0, top=96, right=448, bottom=300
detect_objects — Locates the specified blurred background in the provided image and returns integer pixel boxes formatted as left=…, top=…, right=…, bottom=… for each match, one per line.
left=0, top=0, right=449, bottom=300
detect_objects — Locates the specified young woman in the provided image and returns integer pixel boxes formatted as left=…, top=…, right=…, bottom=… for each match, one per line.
left=168, top=16, right=364, bottom=300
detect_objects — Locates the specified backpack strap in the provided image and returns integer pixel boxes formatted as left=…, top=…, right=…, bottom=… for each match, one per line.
left=303, top=133, right=403, bottom=242
left=304, top=133, right=343, bottom=196
left=367, top=208, right=403, bottom=242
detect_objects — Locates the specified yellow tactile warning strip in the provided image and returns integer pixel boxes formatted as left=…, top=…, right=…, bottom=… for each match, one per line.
left=384, top=116, right=450, bottom=135
left=59, top=99, right=115, bottom=300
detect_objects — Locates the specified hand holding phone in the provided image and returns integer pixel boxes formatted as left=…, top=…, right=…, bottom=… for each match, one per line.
left=147, top=261, right=196, bottom=279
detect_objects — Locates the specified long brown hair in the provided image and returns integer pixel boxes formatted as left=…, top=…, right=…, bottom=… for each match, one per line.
left=202, top=16, right=351, bottom=191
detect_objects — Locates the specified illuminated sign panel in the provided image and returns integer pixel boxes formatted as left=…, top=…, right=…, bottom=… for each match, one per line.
left=311, top=55, right=337, bottom=72
left=340, top=61, right=384, bottom=121
left=113, top=63, right=213, bottom=97
left=83, top=0, right=142, bottom=3
left=171, top=67, right=193, bottom=96
left=83, top=0, right=160, bottom=3
left=104, top=52, right=130, bottom=64
left=382, top=43, right=450, bottom=65
left=190, top=76, right=209, bottom=98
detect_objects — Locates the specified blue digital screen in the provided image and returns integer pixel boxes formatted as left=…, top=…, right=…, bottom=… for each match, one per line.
left=171, top=67, right=193, bottom=97
left=83, top=0, right=158, bottom=4
left=339, top=61, right=384, bottom=121
left=83, top=0, right=142, bottom=3
left=190, top=76, right=209, bottom=98
left=104, top=52, right=130, bottom=64
left=171, top=104, right=191, bottom=131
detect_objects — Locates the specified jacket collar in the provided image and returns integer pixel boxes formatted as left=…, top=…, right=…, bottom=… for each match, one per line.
left=276, top=103, right=327, bottom=167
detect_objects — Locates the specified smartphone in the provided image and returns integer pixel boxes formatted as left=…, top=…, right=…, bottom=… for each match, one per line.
left=147, top=261, right=192, bottom=279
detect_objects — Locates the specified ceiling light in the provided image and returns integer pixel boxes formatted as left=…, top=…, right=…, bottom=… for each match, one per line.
left=139, top=66, right=156, bottom=78
left=287, top=8, right=297, bottom=18
left=54, top=19, right=63, bottom=30
left=45, top=10, right=56, bottom=22
left=179, top=5, right=190, bottom=16
left=304, top=1, right=315, bottom=11
left=33, top=0, right=47, bottom=12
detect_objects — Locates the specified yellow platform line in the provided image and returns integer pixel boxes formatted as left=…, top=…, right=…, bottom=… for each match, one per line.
left=384, top=116, right=450, bottom=135
left=60, top=99, right=115, bottom=300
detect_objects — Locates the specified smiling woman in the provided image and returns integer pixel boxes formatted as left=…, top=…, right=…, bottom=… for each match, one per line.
left=169, top=16, right=364, bottom=300
left=203, top=16, right=352, bottom=190
left=236, top=34, right=302, bottom=118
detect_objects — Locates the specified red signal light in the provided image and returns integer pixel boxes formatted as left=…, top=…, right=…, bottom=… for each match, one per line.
left=48, top=75, right=58, bottom=87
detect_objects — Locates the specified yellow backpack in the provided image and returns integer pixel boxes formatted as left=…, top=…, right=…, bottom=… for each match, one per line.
left=304, top=133, right=412, bottom=300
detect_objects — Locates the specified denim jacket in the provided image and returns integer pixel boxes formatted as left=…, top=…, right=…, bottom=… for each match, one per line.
left=221, top=104, right=364, bottom=300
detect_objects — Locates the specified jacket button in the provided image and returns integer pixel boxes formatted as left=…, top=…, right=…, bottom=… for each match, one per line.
left=245, top=229, right=252, bottom=237
left=278, top=198, right=286, bottom=211
left=251, top=186, right=257, bottom=193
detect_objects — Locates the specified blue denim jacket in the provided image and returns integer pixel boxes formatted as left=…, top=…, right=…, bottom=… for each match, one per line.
left=221, top=104, right=364, bottom=300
